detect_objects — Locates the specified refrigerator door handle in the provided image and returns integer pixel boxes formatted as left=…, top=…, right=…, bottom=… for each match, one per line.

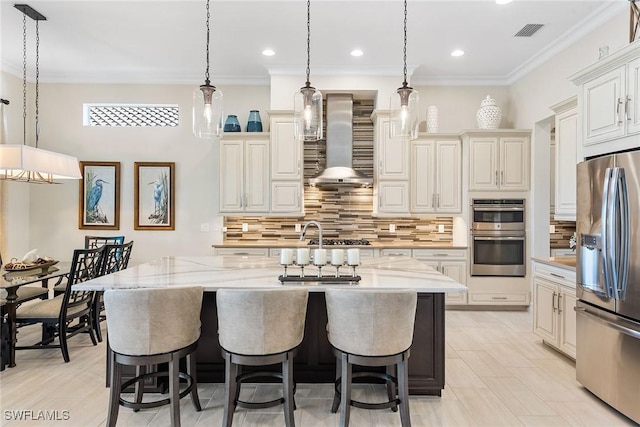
left=615, top=168, right=630, bottom=300
left=601, top=168, right=614, bottom=298
left=575, top=306, right=640, bottom=340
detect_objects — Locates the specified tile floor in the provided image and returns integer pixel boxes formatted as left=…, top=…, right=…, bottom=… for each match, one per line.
left=1, top=309, right=637, bottom=426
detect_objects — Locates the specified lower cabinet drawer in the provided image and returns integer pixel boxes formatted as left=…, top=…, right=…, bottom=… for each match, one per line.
left=380, top=248, right=412, bottom=257
left=469, top=293, right=529, bottom=304
left=214, top=248, right=269, bottom=256
left=445, top=291, right=467, bottom=304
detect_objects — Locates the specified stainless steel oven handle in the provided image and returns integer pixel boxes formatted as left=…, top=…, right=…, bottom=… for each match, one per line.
left=472, top=206, right=524, bottom=212
left=575, top=307, right=640, bottom=339
left=473, top=236, right=525, bottom=241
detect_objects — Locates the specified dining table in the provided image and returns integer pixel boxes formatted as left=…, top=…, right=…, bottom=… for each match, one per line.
left=0, top=262, right=70, bottom=369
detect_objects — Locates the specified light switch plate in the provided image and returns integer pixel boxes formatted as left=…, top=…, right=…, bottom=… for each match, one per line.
left=242, top=223, right=249, bottom=232
left=389, top=224, right=396, bottom=233
left=200, top=223, right=210, bottom=232
left=438, top=224, right=445, bottom=233
left=549, top=224, right=556, bottom=233
left=295, top=224, right=301, bottom=232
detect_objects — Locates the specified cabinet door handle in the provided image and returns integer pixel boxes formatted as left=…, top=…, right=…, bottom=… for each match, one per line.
left=240, top=193, right=244, bottom=208
left=552, top=291, right=558, bottom=312
left=379, top=160, right=383, bottom=174
left=492, top=296, right=508, bottom=300
left=432, top=193, right=436, bottom=207
left=626, top=95, right=631, bottom=121
left=437, top=193, right=440, bottom=207
left=550, top=272, right=565, bottom=280
left=298, top=161, right=301, bottom=175
left=617, top=97, right=623, bottom=125
left=495, top=170, right=498, bottom=184
left=244, top=194, right=248, bottom=208
left=501, top=170, right=504, bottom=185
left=558, top=294, right=563, bottom=313
left=434, top=253, right=449, bottom=257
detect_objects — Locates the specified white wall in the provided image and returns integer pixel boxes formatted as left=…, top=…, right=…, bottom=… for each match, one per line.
left=1, top=78, right=270, bottom=264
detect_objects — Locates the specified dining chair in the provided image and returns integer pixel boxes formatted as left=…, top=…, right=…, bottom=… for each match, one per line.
left=14, top=246, right=105, bottom=363
left=92, top=241, right=134, bottom=342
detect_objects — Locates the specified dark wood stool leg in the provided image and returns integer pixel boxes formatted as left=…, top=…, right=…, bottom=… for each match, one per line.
left=168, top=357, right=180, bottom=427
left=331, top=355, right=341, bottom=413
left=223, top=355, right=238, bottom=427
left=340, top=352, right=352, bottom=427
left=386, top=364, right=398, bottom=412
left=107, top=353, right=121, bottom=427
left=398, top=357, right=411, bottom=427
left=133, top=365, right=146, bottom=412
left=283, top=353, right=295, bottom=427
left=187, top=353, right=202, bottom=411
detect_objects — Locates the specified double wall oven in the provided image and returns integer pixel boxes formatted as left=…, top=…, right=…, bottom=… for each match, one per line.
left=471, top=199, right=526, bottom=277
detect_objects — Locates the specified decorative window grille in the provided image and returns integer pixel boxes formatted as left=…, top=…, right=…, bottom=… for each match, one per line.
left=83, top=104, right=179, bottom=127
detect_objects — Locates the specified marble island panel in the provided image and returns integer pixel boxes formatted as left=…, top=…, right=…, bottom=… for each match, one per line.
left=75, top=255, right=467, bottom=293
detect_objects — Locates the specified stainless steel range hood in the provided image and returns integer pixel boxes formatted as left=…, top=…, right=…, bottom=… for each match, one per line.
left=308, top=94, right=373, bottom=187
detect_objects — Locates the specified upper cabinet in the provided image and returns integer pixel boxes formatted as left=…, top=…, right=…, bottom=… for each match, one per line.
left=411, top=137, right=462, bottom=213
left=270, top=112, right=304, bottom=215
left=374, top=113, right=409, bottom=180
left=570, top=40, right=640, bottom=158
left=220, top=134, right=270, bottom=213
left=551, top=97, right=578, bottom=221
left=463, top=130, right=530, bottom=192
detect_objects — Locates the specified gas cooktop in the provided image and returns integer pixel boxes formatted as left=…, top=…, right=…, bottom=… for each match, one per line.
left=307, top=239, right=371, bottom=246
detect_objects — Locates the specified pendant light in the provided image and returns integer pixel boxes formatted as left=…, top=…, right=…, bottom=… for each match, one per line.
left=389, top=0, right=419, bottom=140
left=294, top=0, right=322, bottom=142
left=0, top=4, right=81, bottom=183
left=192, top=0, right=223, bottom=140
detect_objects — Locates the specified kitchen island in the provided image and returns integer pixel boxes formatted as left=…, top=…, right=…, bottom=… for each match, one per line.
left=76, top=255, right=466, bottom=395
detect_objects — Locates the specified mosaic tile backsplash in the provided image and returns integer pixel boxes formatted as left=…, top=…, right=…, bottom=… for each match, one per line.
left=224, top=98, right=454, bottom=244
left=550, top=217, right=576, bottom=248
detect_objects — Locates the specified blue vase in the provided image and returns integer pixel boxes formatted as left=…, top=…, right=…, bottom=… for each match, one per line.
left=246, top=110, right=263, bottom=132
left=224, top=115, right=241, bottom=132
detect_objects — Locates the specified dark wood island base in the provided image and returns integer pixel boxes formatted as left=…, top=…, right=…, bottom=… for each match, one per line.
left=195, top=292, right=445, bottom=396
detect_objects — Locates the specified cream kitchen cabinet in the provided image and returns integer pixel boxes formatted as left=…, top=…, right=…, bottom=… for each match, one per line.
left=374, top=113, right=409, bottom=180
left=412, top=249, right=467, bottom=305
left=269, top=112, right=304, bottom=214
left=411, top=136, right=461, bottom=214
left=551, top=97, right=578, bottom=221
left=464, top=130, right=530, bottom=191
left=219, top=135, right=270, bottom=213
left=570, top=41, right=640, bottom=158
left=533, top=261, right=577, bottom=359
left=376, top=181, right=409, bottom=214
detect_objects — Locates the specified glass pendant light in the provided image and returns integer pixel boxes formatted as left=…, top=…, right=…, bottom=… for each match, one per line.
left=294, top=0, right=322, bottom=142
left=389, top=0, right=419, bottom=140
left=193, top=0, right=223, bottom=140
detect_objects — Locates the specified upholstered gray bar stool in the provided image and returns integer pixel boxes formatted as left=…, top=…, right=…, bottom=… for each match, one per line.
left=325, top=289, right=417, bottom=427
left=216, top=288, right=309, bottom=427
left=103, top=286, right=203, bottom=427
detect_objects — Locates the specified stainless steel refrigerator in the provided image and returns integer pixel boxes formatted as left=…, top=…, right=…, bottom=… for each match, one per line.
left=576, top=151, right=640, bottom=424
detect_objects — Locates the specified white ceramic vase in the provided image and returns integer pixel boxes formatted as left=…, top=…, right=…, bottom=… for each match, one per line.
left=427, top=105, right=439, bottom=133
left=476, top=95, right=502, bottom=129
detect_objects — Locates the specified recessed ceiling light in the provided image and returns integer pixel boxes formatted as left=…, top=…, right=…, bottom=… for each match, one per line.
left=350, top=49, right=364, bottom=57
left=451, top=49, right=465, bottom=57
left=262, top=49, right=275, bottom=57
left=496, top=0, right=512, bottom=4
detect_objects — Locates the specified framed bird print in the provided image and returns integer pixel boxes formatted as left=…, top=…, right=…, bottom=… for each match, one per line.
left=134, top=162, right=175, bottom=230
left=78, top=161, right=120, bottom=230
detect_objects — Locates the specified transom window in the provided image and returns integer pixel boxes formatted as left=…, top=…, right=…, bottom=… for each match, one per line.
left=83, top=104, right=179, bottom=127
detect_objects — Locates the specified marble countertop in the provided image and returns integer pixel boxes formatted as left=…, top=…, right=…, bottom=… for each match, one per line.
left=214, top=242, right=467, bottom=249
left=532, top=256, right=577, bottom=271
left=75, top=256, right=468, bottom=293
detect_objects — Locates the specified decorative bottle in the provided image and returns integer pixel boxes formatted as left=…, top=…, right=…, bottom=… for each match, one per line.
left=223, top=115, right=241, bottom=132
left=246, top=110, right=263, bottom=132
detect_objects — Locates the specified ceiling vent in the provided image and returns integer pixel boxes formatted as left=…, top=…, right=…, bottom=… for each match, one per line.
left=514, top=24, right=544, bottom=37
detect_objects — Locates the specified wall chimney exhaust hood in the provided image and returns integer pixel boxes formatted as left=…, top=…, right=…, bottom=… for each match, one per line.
left=308, top=93, right=373, bottom=187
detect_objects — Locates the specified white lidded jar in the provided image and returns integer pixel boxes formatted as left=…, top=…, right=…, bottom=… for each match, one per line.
left=427, top=105, right=439, bottom=133
left=476, top=95, right=502, bottom=129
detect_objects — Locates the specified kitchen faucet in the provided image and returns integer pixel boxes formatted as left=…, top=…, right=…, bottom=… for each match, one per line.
left=300, top=221, right=323, bottom=250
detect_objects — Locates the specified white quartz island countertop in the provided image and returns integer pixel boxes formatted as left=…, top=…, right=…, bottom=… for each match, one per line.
left=75, top=255, right=467, bottom=293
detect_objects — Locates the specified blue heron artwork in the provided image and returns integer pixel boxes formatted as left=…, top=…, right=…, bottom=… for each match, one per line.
left=147, top=172, right=169, bottom=224
left=85, top=175, right=110, bottom=224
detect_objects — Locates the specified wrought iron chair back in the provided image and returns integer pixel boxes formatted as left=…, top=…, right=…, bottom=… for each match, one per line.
left=84, top=235, right=125, bottom=250
left=100, top=241, right=134, bottom=276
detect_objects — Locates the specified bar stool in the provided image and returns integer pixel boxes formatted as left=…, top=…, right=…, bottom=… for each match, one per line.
left=103, top=286, right=203, bottom=427
left=216, top=288, right=309, bottom=427
left=325, top=288, right=417, bottom=427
